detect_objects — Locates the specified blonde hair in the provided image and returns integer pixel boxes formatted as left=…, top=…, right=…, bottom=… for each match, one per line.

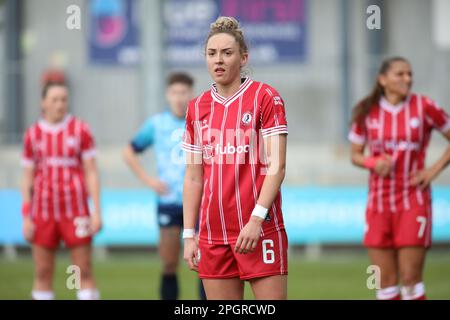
left=205, top=16, right=248, bottom=55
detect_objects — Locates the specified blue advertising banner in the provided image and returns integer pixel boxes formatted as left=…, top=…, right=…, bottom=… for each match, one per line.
left=1, top=187, right=450, bottom=247
left=164, top=0, right=307, bottom=66
left=88, top=0, right=140, bottom=65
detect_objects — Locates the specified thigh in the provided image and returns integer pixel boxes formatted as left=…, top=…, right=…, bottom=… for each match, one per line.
left=32, top=244, right=57, bottom=271
left=249, top=275, right=287, bottom=300
left=32, top=218, right=60, bottom=250
left=394, top=206, right=432, bottom=248
left=202, top=278, right=244, bottom=300
left=367, top=248, right=398, bottom=287
left=198, top=241, right=240, bottom=279
left=159, top=226, right=181, bottom=264
left=364, top=210, right=394, bottom=248
left=233, top=229, right=288, bottom=281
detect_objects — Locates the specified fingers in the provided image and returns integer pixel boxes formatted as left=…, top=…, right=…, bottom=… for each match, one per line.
left=184, top=243, right=199, bottom=272
left=244, top=239, right=254, bottom=253
left=239, top=238, right=249, bottom=254
left=234, top=236, right=243, bottom=253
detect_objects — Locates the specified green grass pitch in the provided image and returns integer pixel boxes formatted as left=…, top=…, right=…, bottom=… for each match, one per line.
left=1, top=250, right=449, bottom=300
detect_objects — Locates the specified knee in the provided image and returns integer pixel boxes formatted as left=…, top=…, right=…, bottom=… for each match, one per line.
left=400, top=269, right=422, bottom=286
left=79, top=265, right=93, bottom=282
left=380, top=271, right=398, bottom=288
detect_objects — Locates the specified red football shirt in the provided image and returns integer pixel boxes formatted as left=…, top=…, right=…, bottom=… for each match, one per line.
left=349, top=94, right=450, bottom=213
left=182, top=78, right=288, bottom=244
left=22, top=115, right=96, bottom=221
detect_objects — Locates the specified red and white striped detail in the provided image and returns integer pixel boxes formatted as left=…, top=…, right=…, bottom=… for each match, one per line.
left=21, top=115, right=95, bottom=221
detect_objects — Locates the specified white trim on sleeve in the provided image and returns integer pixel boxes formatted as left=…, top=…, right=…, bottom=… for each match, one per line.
left=21, top=157, right=35, bottom=168
left=261, top=125, right=288, bottom=138
left=81, top=148, right=97, bottom=160
left=439, top=120, right=450, bottom=133
left=181, top=142, right=203, bottom=154
left=348, top=131, right=366, bottom=145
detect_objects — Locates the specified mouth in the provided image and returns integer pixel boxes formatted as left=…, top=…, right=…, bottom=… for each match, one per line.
left=214, top=67, right=225, bottom=76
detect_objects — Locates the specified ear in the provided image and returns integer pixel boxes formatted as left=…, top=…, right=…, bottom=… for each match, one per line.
left=240, top=52, right=249, bottom=68
left=378, top=74, right=387, bottom=88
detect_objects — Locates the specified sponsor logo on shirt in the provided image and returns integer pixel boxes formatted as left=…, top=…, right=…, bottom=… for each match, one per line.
left=273, top=96, right=283, bottom=106
left=202, top=143, right=250, bottom=159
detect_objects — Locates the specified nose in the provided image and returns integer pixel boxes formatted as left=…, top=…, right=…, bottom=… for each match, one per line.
left=215, top=53, right=224, bottom=64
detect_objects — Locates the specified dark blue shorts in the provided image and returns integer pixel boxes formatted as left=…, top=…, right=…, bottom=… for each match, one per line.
left=157, top=203, right=183, bottom=228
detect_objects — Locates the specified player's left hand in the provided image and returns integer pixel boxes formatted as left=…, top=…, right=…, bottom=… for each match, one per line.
left=235, top=216, right=263, bottom=254
left=410, top=166, right=440, bottom=190
left=89, top=214, right=102, bottom=235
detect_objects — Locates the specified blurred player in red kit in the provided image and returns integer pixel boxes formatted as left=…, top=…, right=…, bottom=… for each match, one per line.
left=182, top=17, right=288, bottom=300
left=21, top=71, right=102, bottom=300
left=349, top=57, right=450, bottom=300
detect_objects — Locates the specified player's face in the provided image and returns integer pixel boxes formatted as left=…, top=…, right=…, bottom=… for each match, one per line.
left=166, top=82, right=193, bottom=118
left=41, top=86, right=68, bottom=123
left=379, top=61, right=413, bottom=98
left=206, top=33, right=248, bottom=87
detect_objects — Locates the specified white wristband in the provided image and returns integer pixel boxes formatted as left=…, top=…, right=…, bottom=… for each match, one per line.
left=251, top=204, right=268, bottom=220
left=182, top=228, right=195, bottom=239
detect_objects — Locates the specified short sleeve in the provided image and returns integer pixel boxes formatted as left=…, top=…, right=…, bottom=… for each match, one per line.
left=260, top=86, right=288, bottom=138
left=423, top=96, right=450, bottom=134
left=348, top=121, right=366, bottom=145
left=21, top=129, right=34, bottom=168
left=130, top=117, right=156, bottom=153
left=181, top=103, right=202, bottom=154
left=80, top=123, right=96, bottom=160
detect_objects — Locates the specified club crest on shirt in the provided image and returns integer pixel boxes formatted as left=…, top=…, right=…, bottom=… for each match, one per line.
left=410, top=117, right=420, bottom=129
left=66, top=136, right=77, bottom=148
left=203, top=144, right=214, bottom=159
left=241, top=112, right=252, bottom=126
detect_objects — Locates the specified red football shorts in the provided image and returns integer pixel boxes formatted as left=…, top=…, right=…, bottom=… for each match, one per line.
left=364, top=204, right=432, bottom=248
left=32, top=214, right=92, bottom=249
left=198, top=229, right=288, bottom=280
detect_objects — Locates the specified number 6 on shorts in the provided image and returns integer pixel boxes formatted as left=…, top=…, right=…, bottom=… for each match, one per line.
left=262, top=239, right=275, bottom=264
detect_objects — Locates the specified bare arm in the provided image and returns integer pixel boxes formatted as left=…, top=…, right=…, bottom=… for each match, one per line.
left=21, top=166, right=35, bottom=242
left=83, top=157, right=102, bottom=234
left=21, top=166, right=34, bottom=205
left=256, top=134, right=287, bottom=209
left=122, top=145, right=167, bottom=194
left=350, top=143, right=393, bottom=177
left=182, top=151, right=203, bottom=271
left=235, top=134, right=287, bottom=254
left=411, top=129, right=450, bottom=189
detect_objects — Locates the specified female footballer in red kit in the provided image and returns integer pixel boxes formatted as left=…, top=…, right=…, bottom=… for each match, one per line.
left=21, top=75, right=102, bottom=300
left=349, top=57, right=450, bottom=300
left=182, top=16, right=289, bottom=300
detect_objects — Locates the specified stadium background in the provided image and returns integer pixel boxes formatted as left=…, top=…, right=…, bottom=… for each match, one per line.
left=0, top=0, right=449, bottom=299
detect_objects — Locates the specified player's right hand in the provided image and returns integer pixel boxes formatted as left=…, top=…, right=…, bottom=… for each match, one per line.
left=183, top=238, right=199, bottom=272
left=22, top=217, right=35, bottom=243
left=147, top=178, right=169, bottom=195
left=374, top=154, right=393, bottom=177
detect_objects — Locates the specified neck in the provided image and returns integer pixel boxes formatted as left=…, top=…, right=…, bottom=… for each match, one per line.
left=43, top=114, right=65, bottom=124
left=216, top=77, right=242, bottom=98
left=384, top=91, right=406, bottom=106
